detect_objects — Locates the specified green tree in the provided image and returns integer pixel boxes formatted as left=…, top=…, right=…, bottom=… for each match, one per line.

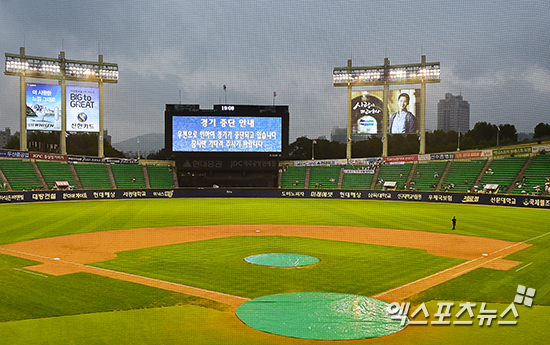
left=534, top=123, right=550, bottom=138
left=147, top=148, right=167, bottom=160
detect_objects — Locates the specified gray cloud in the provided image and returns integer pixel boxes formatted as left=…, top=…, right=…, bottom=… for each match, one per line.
left=1, top=0, right=548, bottom=144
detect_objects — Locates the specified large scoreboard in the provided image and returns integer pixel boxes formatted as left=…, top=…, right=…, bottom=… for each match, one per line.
left=165, top=104, right=290, bottom=187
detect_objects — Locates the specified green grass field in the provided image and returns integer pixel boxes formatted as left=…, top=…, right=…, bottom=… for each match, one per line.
left=0, top=198, right=549, bottom=344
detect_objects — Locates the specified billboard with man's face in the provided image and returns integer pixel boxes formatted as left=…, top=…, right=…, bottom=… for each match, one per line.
left=351, top=89, right=419, bottom=135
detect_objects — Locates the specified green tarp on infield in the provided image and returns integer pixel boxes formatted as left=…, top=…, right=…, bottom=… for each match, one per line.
left=236, top=292, right=408, bottom=340
left=244, top=253, right=320, bottom=267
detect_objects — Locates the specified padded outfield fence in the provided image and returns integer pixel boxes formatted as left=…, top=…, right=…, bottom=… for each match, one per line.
left=0, top=187, right=548, bottom=209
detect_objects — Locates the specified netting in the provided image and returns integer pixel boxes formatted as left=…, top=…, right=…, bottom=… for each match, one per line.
left=236, top=292, right=408, bottom=340
left=244, top=253, right=320, bottom=267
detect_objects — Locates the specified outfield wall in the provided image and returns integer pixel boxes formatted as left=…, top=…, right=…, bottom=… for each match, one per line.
left=0, top=188, right=548, bottom=209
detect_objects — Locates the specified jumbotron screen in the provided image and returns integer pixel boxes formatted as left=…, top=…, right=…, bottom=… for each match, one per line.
left=166, top=104, right=289, bottom=155
left=172, top=116, right=282, bottom=152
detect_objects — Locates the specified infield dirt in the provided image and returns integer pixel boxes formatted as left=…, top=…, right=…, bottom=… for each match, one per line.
left=0, top=224, right=531, bottom=307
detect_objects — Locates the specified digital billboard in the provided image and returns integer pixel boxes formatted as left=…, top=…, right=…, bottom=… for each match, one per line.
left=66, top=86, right=100, bottom=132
left=351, top=89, right=420, bottom=135
left=26, top=83, right=62, bottom=131
left=172, top=115, right=282, bottom=152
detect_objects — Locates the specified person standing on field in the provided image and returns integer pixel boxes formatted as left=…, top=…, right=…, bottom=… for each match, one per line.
left=452, top=216, right=457, bottom=230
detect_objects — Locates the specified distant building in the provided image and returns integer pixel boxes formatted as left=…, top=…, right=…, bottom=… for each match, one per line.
left=0, top=127, right=11, bottom=148
left=437, top=93, right=470, bottom=133
left=103, top=129, right=112, bottom=145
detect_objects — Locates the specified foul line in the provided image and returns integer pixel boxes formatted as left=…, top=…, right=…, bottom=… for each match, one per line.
left=523, top=230, right=550, bottom=243
left=450, top=256, right=502, bottom=277
left=13, top=268, right=48, bottom=278
left=1, top=247, right=249, bottom=304
left=371, top=258, right=479, bottom=299
left=515, top=262, right=533, bottom=272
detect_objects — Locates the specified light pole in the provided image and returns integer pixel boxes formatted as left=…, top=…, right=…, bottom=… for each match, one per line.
left=5, top=47, right=118, bottom=157
left=333, top=56, right=440, bottom=158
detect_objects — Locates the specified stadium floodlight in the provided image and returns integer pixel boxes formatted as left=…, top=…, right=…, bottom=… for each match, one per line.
left=333, top=61, right=440, bottom=86
left=333, top=56, right=440, bottom=158
left=4, top=47, right=119, bottom=157
left=5, top=52, right=118, bottom=82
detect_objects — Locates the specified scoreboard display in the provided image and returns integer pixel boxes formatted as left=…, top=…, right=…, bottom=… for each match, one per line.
left=172, top=115, right=282, bottom=152
left=166, top=104, right=289, bottom=157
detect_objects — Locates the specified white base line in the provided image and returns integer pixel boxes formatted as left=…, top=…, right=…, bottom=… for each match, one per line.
left=515, top=262, right=533, bottom=272
left=1, top=247, right=249, bottom=303
left=450, top=256, right=502, bottom=277
left=13, top=268, right=48, bottom=278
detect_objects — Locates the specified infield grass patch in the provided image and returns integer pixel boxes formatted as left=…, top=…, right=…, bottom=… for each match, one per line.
left=91, top=235, right=464, bottom=298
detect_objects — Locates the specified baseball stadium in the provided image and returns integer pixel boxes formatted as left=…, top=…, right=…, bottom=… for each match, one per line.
left=1, top=41, right=549, bottom=344
left=0, top=130, right=549, bottom=344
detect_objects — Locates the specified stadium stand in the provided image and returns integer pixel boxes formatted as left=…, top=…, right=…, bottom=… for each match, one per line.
left=36, top=160, right=77, bottom=190
left=308, top=166, right=340, bottom=189
left=409, top=160, right=447, bottom=191
left=73, top=163, right=113, bottom=189
left=511, top=154, right=550, bottom=195
left=146, top=165, right=175, bottom=188
left=440, top=159, right=487, bottom=192
left=341, top=165, right=375, bottom=190
left=280, top=166, right=307, bottom=189
left=0, top=159, right=42, bottom=191
left=374, top=162, right=413, bottom=190
left=110, top=164, right=146, bottom=189
left=479, top=156, right=529, bottom=193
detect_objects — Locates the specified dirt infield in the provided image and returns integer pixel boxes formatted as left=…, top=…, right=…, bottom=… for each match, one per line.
left=0, top=224, right=531, bottom=307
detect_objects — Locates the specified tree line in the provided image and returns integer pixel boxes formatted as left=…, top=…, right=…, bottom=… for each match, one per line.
left=3, top=121, right=549, bottom=160
left=3, top=132, right=125, bottom=157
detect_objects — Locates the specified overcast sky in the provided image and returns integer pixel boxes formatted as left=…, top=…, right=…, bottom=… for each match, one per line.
left=1, top=0, right=549, bottom=144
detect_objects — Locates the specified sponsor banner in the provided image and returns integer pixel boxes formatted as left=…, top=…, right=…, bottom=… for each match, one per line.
left=493, top=147, right=531, bottom=156
left=351, top=90, right=420, bottom=135
left=68, top=155, right=103, bottom=163
left=384, top=155, right=418, bottom=163
left=294, top=159, right=345, bottom=167
left=66, top=86, right=100, bottom=132
left=455, top=151, right=483, bottom=159
left=1, top=188, right=549, bottom=209
left=26, top=83, right=62, bottom=131
left=104, top=158, right=139, bottom=164
left=430, top=153, right=455, bottom=160
left=30, top=152, right=67, bottom=161
left=0, top=150, right=30, bottom=159
left=344, top=169, right=375, bottom=174
left=418, top=154, right=431, bottom=161
left=347, top=157, right=382, bottom=165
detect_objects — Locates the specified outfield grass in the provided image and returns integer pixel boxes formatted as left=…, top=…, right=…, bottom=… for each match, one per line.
left=1, top=198, right=548, bottom=244
left=0, top=253, right=227, bottom=323
left=1, top=198, right=548, bottom=344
